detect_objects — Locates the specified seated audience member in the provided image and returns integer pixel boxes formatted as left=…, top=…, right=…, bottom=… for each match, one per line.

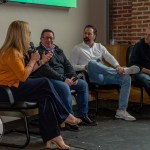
left=130, top=27, right=150, bottom=96
left=71, top=25, right=140, bottom=121
left=0, top=20, right=81, bottom=149
left=30, top=29, right=97, bottom=130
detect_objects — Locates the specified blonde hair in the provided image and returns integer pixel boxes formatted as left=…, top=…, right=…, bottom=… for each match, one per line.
left=0, top=20, right=31, bottom=56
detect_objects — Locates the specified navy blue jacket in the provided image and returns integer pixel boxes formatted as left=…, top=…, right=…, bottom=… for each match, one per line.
left=31, top=44, right=76, bottom=81
left=130, top=38, right=150, bottom=69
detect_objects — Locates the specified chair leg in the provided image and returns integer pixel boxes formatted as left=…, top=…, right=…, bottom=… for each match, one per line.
left=88, top=90, right=99, bottom=118
left=94, top=91, right=99, bottom=117
left=132, top=87, right=144, bottom=113
left=29, top=115, right=40, bottom=135
left=0, top=110, right=30, bottom=148
left=138, top=87, right=143, bottom=112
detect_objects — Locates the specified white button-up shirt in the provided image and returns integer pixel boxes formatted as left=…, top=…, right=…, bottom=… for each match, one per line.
left=71, top=42, right=119, bottom=71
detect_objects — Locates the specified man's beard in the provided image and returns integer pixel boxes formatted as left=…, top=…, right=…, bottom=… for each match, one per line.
left=84, top=37, right=90, bottom=44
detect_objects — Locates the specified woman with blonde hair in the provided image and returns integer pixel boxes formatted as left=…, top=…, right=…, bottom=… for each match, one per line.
left=0, top=20, right=81, bottom=149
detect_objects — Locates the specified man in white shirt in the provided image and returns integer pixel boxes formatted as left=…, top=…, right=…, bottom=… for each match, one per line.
left=71, top=25, right=140, bottom=121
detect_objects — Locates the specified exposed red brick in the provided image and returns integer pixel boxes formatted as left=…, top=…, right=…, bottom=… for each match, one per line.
left=132, top=12, right=143, bottom=15
left=137, top=33, right=145, bottom=36
left=132, top=0, right=138, bottom=2
left=138, top=0, right=149, bottom=2
left=138, top=16, right=149, bottom=19
left=138, top=7, right=148, bottom=11
left=143, top=18, right=150, bottom=22
left=132, top=3, right=143, bottom=6
left=118, top=10, right=128, bottom=14
left=144, top=2, right=150, bottom=5
left=138, top=24, right=149, bottom=28
left=144, top=11, right=150, bottom=14
left=110, top=0, right=150, bottom=44
left=112, top=6, right=122, bottom=10
left=117, top=18, right=128, bottom=21
left=131, top=16, right=138, bottom=20
left=123, top=6, right=132, bottom=9
left=123, top=14, right=132, bottom=17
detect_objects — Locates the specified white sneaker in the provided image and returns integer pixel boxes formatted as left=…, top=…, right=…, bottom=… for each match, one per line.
left=115, top=109, right=136, bottom=121
left=124, top=65, right=140, bottom=74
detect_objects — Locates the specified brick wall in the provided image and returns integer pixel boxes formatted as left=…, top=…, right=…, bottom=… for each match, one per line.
left=110, top=0, right=150, bottom=45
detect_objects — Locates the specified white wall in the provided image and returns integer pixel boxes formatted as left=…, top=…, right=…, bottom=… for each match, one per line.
left=0, top=0, right=107, bottom=58
left=89, top=0, right=107, bottom=44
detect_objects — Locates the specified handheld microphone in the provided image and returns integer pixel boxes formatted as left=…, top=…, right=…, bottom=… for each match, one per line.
left=29, top=42, right=40, bottom=66
left=29, top=42, right=36, bottom=52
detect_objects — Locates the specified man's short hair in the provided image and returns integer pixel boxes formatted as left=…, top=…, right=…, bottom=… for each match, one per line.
left=40, top=29, right=55, bottom=38
left=84, top=25, right=97, bottom=36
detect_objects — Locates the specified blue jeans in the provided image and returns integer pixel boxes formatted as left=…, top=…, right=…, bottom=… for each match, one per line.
left=88, top=61, right=131, bottom=109
left=135, top=72, right=150, bottom=96
left=50, top=79, right=89, bottom=117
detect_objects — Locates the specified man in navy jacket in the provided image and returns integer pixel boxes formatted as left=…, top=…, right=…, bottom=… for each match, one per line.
left=31, top=29, right=97, bottom=131
left=130, top=27, right=150, bottom=96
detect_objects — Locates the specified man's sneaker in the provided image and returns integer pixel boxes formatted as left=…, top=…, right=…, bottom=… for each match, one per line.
left=124, top=65, right=140, bottom=74
left=115, top=109, right=136, bottom=121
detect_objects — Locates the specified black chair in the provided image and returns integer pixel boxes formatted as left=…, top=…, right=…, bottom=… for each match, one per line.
left=81, top=70, right=120, bottom=117
left=126, top=46, right=144, bottom=112
left=0, top=85, right=38, bottom=148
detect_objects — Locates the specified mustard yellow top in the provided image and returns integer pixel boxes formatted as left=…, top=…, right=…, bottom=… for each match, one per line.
left=0, top=49, right=30, bottom=87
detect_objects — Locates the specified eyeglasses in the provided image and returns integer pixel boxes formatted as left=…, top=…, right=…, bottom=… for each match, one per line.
left=42, top=36, right=55, bottom=40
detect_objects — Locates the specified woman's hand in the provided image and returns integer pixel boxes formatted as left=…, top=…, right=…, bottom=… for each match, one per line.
left=27, top=51, right=40, bottom=73
left=30, top=51, right=40, bottom=62
left=30, top=51, right=52, bottom=72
